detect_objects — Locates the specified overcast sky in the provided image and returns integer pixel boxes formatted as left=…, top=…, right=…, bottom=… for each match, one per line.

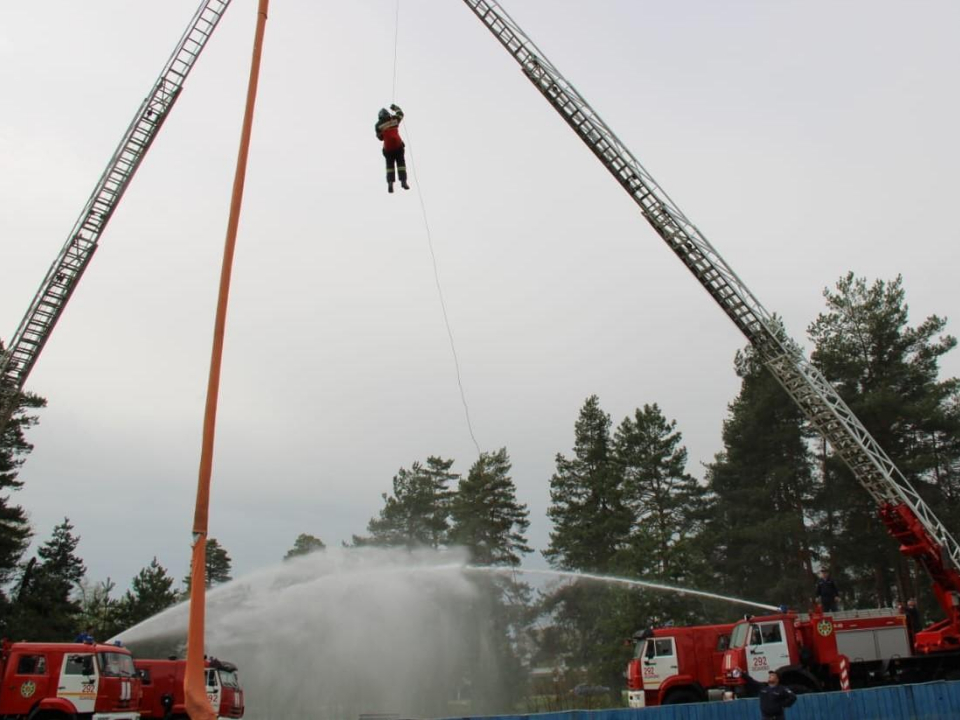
left=2, top=0, right=959, bottom=588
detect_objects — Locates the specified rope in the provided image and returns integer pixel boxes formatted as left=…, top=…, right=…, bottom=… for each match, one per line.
left=391, top=0, right=400, bottom=102
left=388, top=2, right=480, bottom=457
left=403, top=121, right=482, bottom=457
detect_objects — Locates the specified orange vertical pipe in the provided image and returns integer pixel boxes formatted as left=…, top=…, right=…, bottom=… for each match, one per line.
left=184, top=2, right=269, bottom=719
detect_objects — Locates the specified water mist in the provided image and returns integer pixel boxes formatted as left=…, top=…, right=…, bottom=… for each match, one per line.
left=117, top=547, right=506, bottom=720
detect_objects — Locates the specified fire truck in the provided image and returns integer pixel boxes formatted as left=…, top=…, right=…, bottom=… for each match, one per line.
left=626, top=623, right=734, bottom=707
left=135, top=657, right=244, bottom=719
left=720, top=607, right=960, bottom=696
left=0, top=639, right=140, bottom=719
left=462, top=0, right=960, bottom=703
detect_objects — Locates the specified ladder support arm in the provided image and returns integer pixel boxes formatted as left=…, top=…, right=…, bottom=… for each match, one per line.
left=461, top=0, right=960, bottom=629
left=0, top=0, right=234, bottom=430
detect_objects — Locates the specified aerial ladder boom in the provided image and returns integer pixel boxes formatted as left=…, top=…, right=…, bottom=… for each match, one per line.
left=462, top=0, right=960, bottom=648
left=0, top=0, right=233, bottom=431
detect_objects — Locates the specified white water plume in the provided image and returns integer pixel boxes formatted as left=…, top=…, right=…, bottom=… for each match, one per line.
left=472, top=566, right=780, bottom=613
left=115, top=548, right=778, bottom=719
left=116, top=547, right=502, bottom=720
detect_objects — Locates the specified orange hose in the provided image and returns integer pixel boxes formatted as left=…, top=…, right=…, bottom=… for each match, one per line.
left=184, top=2, right=269, bottom=718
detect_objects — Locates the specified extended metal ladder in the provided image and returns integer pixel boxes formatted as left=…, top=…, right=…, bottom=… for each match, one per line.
left=460, top=0, right=960, bottom=605
left=0, top=0, right=233, bottom=428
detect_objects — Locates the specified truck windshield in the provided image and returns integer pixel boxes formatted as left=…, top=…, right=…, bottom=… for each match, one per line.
left=98, top=652, right=136, bottom=677
left=218, top=669, right=240, bottom=689
left=635, top=640, right=651, bottom=660
left=730, top=622, right=749, bottom=649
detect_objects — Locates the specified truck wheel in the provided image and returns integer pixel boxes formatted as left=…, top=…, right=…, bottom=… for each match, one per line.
left=29, top=712, right=73, bottom=720
left=662, top=689, right=699, bottom=704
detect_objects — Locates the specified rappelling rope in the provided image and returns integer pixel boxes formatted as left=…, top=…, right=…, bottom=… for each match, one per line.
left=390, top=2, right=481, bottom=457
left=403, top=121, right=483, bottom=457
left=391, top=0, right=400, bottom=102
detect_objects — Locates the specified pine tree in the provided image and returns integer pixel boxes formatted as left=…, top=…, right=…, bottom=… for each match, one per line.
left=9, top=518, right=87, bottom=640
left=120, top=557, right=179, bottom=627
left=0, top=350, right=45, bottom=594
left=284, top=533, right=326, bottom=560
left=78, top=578, right=124, bottom=641
left=544, top=397, right=694, bottom=693
left=448, top=448, right=534, bottom=708
left=357, top=456, right=457, bottom=548
left=182, top=537, right=233, bottom=591
left=544, top=396, right=629, bottom=572
left=808, top=273, right=960, bottom=606
left=614, top=404, right=702, bottom=578
left=926, top=394, right=960, bottom=535
left=449, top=448, right=532, bottom=566
left=703, top=346, right=815, bottom=609
left=612, top=403, right=716, bottom=630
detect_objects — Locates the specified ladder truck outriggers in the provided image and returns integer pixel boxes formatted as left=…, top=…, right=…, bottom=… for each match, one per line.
left=0, top=0, right=233, bottom=433
left=461, top=0, right=960, bottom=701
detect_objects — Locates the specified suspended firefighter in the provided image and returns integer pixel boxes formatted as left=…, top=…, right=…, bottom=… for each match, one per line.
left=376, top=104, right=409, bottom=193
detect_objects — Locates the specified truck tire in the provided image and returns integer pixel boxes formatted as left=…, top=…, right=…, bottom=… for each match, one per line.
left=662, top=688, right=699, bottom=704
left=28, top=712, right=73, bottom=720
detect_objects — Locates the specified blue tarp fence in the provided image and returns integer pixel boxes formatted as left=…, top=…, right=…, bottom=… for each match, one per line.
left=445, top=680, right=960, bottom=720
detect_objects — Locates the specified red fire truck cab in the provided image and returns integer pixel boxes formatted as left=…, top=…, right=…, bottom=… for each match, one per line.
left=626, top=623, right=734, bottom=707
left=0, top=639, right=140, bottom=719
left=135, top=656, right=244, bottom=719
left=719, top=608, right=960, bottom=695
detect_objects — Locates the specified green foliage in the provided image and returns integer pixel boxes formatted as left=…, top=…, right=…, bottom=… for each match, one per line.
left=77, top=578, right=125, bottom=641
left=357, top=456, right=457, bottom=548
left=448, top=449, right=535, bottom=709
left=615, top=403, right=704, bottom=581
left=544, top=396, right=630, bottom=572
left=284, top=533, right=326, bottom=560
left=703, top=344, right=816, bottom=609
left=0, top=353, right=45, bottom=593
left=808, top=273, right=960, bottom=606
left=182, top=537, right=233, bottom=591
left=120, top=557, right=179, bottom=628
left=8, top=518, right=87, bottom=641
left=542, top=397, right=714, bottom=693
left=450, top=448, right=532, bottom=566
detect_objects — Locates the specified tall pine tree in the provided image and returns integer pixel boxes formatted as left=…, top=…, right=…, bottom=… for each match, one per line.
left=357, top=456, right=457, bottom=548
left=614, top=403, right=702, bottom=581
left=449, top=448, right=532, bottom=566
left=0, top=354, right=45, bottom=601
left=182, top=537, right=233, bottom=591
left=703, top=345, right=815, bottom=609
left=613, top=403, right=715, bottom=629
left=121, top=557, right=179, bottom=627
left=449, top=448, right=534, bottom=711
left=9, top=518, right=87, bottom=640
left=284, top=533, right=326, bottom=560
left=808, top=273, right=960, bottom=606
left=545, top=396, right=629, bottom=572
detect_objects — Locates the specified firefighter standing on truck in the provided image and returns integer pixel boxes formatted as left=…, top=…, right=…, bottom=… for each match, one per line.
left=814, top=568, right=840, bottom=612
left=375, top=104, right=409, bottom=193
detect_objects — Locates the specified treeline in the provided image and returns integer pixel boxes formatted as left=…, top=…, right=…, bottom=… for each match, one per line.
left=338, top=272, right=960, bottom=696
left=2, top=272, right=959, bottom=705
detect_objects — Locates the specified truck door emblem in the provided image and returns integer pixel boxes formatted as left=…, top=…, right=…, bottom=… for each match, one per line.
left=20, top=681, right=37, bottom=698
left=817, top=620, right=834, bottom=637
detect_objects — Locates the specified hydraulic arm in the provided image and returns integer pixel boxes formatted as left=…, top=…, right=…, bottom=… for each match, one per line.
left=461, top=0, right=960, bottom=647
left=0, top=0, right=233, bottom=431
